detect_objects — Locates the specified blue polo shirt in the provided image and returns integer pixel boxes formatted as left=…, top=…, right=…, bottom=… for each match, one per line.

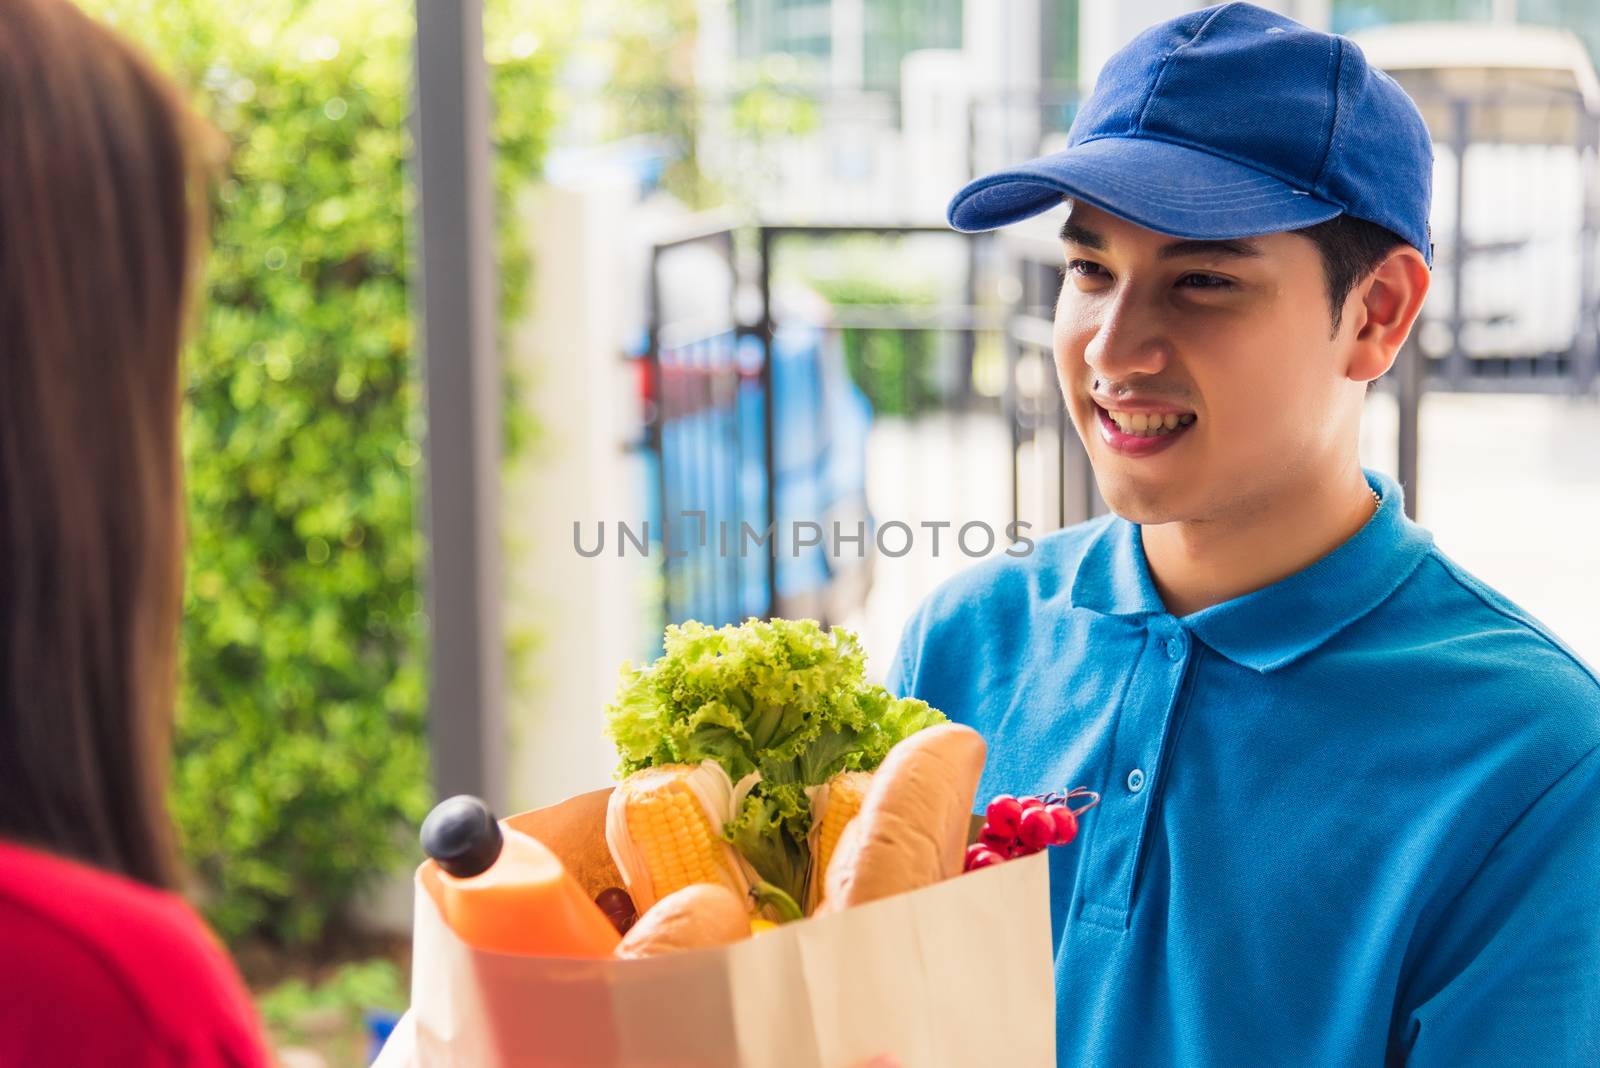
left=886, top=467, right=1600, bottom=1066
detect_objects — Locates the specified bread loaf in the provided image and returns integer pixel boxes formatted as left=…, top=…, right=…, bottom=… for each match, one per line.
left=613, top=882, right=751, bottom=958
left=819, top=722, right=986, bottom=911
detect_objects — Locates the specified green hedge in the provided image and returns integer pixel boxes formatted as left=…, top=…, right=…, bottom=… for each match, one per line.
left=799, top=271, right=942, bottom=418
left=86, top=0, right=564, bottom=947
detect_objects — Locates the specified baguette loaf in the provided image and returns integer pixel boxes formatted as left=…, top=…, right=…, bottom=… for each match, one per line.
left=819, top=722, right=986, bottom=911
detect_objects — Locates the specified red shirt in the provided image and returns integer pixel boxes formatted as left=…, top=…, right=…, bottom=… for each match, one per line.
left=0, top=838, right=270, bottom=1067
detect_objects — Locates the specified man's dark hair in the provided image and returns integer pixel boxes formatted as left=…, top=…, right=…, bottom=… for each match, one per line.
left=1290, top=213, right=1410, bottom=338
left=1289, top=213, right=1410, bottom=393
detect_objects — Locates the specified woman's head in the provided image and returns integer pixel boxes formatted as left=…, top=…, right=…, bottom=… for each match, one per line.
left=0, top=0, right=217, bottom=887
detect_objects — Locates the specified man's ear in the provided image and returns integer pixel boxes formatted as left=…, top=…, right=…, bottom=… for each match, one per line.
left=1346, top=246, right=1430, bottom=385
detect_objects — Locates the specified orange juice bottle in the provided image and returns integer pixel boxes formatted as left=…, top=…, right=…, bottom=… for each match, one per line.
left=420, top=795, right=621, bottom=958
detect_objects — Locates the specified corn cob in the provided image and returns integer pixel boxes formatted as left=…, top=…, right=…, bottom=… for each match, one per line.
left=605, top=760, right=752, bottom=914
left=804, top=770, right=873, bottom=912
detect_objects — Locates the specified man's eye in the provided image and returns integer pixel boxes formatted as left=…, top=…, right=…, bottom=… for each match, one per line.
left=1060, top=259, right=1105, bottom=281
left=1057, top=260, right=1233, bottom=291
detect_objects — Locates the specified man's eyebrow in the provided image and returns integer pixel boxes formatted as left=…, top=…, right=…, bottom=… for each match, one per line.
left=1058, top=219, right=1265, bottom=260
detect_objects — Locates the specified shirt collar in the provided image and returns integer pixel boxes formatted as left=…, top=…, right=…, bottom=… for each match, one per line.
left=1069, top=468, right=1435, bottom=673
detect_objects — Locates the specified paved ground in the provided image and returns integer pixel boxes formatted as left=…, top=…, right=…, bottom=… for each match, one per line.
left=842, top=391, right=1600, bottom=687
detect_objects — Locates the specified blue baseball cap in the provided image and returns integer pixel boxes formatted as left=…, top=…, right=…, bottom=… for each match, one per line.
left=947, top=1, right=1435, bottom=268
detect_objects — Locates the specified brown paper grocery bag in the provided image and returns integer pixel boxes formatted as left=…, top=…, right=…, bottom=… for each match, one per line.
left=410, top=789, right=1055, bottom=1068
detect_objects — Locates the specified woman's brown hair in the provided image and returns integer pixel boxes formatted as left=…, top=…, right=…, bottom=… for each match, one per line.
left=0, top=0, right=220, bottom=888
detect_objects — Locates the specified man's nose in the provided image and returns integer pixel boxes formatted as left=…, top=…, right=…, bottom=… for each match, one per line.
left=1076, top=292, right=1172, bottom=380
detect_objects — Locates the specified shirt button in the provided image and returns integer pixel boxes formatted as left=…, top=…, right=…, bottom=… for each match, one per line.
left=1165, top=635, right=1185, bottom=661
left=1127, top=768, right=1145, bottom=793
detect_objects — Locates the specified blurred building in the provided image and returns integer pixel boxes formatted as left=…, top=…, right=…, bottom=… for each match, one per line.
left=733, top=0, right=965, bottom=89
left=696, top=1, right=1333, bottom=221
left=505, top=0, right=1600, bottom=813
left=1333, top=1, right=1600, bottom=64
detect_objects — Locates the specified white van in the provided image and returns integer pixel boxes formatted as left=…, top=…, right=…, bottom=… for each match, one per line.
left=1348, top=20, right=1600, bottom=387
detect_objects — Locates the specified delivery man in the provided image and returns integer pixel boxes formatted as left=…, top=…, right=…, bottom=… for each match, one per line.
left=887, top=2, right=1600, bottom=1064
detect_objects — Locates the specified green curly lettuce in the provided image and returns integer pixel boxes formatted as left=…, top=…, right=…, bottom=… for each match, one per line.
left=723, top=781, right=811, bottom=905
left=603, top=617, right=947, bottom=906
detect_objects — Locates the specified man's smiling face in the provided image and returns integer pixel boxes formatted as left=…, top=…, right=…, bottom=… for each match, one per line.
left=1052, top=198, right=1362, bottom=525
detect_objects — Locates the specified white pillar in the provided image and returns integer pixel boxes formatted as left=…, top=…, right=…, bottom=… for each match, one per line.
left=694, top=0, right=737, bottom=201
left=1079, top=0, right=1330, bottom=96
left=695, top=0, right=734, bottom=94
left=506, top=173, right=654, bottom=812
left=1249, top=0, right=1331, bottom=31
left=903, top=49, right=971, bottom=220
left=1078, top=0, right=1198, bottom=93
left=963, top=0, right=1042, bottom=172
left=832, top=0, right=865, bottom=89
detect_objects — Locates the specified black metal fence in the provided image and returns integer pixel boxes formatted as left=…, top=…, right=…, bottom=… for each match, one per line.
left=638, top=95, right=1600, bottom=624
left=637, top=222, right=765, bottom=637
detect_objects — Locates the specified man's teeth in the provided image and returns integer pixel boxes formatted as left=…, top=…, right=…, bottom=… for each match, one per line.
left=1106, top=409, right=1197, bottom=436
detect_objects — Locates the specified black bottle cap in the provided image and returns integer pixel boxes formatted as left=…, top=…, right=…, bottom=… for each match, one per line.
left=420, top=795, right=504, bottom=878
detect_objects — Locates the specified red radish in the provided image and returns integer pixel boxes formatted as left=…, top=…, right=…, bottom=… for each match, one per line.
left=969, top=786, right=1099, bottom=870
left=965, top=847, right=1005, bottom=871
left=985, top=795, right=1023, bottom=837
left=980, top=827, right=1013, bottom=853
left=1018, top=807, right=1055, bottom=851
left=1049, top=805, right=1078, bottom=845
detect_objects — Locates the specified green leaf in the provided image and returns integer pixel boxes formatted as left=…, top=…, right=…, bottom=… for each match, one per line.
left=723, top=783, right=810, bottom=907
left=606, top=617, right=949, bottom=915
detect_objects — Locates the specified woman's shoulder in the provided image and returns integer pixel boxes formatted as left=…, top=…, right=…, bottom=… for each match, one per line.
left=0, top=837, right=269, bottom=1067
